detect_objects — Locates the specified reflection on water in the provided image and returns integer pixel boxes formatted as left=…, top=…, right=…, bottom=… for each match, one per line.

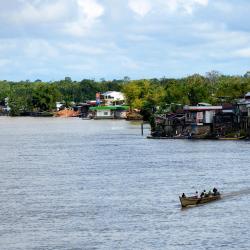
left=0, top=117, right=250, bottom=249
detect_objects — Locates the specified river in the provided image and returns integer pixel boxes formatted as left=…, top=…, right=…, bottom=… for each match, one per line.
left=0, top=117, right=249, bottom=249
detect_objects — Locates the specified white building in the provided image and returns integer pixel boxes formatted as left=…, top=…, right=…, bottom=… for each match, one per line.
left=101, top=91, right=125, bottom=105
left=56, top=102, right=64, bottom=111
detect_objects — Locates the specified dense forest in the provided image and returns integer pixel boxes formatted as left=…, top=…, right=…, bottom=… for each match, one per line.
left=0, top=78, right=124, bottom=116
left=1, top=71, right=250, bottom=117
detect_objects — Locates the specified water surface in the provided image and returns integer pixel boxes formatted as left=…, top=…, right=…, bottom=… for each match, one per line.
left=0, top=117, right=249, bottom=249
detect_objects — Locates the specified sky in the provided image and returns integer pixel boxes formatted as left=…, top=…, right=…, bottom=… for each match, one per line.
left=0, top=0, right=250, bottom=81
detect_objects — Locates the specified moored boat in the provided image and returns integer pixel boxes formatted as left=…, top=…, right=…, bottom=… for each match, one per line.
left=218, top=136, right=246, bottom=140
left=179, top=194, right=221, bottom=208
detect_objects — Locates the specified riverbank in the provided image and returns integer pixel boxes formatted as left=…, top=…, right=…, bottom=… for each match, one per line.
left=147, top=135, right=249, bottom=140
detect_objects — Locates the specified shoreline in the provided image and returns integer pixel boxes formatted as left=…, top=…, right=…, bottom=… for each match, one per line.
left=147, top=135, right=249, bottom=140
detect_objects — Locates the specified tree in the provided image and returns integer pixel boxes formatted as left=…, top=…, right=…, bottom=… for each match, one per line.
left=185, top=74, right=209, bottom=105
left=0, top=81, right=10, bottom=103
left=32, top=83, right=60, bottom=111
left=8, top=84, right=33, bottom=115
left=123, top=76, right=130, bottom=83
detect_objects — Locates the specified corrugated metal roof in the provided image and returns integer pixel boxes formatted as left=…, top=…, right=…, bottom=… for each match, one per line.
left=89, top=106, right=129, bottom=111
left=184, top=105, right=222, bottom=111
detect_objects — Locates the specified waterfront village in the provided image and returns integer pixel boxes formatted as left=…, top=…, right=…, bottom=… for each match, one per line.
left=1, top=90, right=250, bottom=140
left=152, top=92, right=250, bottom=140
left=0, top=91, right=140, bottom=120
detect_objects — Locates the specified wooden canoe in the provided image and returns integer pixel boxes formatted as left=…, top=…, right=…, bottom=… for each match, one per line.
left=179, top=195, right=221, bottom=208
left=218, top=136, right=246, bottom=140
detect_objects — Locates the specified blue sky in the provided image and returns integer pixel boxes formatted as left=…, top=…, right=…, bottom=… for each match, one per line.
left=0, top=0, right=250, bottom=81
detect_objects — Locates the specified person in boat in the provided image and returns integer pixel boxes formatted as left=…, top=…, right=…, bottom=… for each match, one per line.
left=213, top=187, right=218, bottom=196
left=205, top=191, right=209, bottom=197
left=194, top=191, right=199, bottom=198
left=200, top=191, right=205, bottom=198
left=201, top=190, right=208, bottom=198
left=182, top=193, right=186, bottom=198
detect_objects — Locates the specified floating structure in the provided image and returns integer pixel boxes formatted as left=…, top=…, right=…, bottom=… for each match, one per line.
left=89, top=105, right=129, bottom=119
left=151, top=93, right=250, bottom=139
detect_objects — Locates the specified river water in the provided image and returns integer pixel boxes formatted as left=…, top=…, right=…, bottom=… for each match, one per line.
left=0, top=117, right=249, bottom=250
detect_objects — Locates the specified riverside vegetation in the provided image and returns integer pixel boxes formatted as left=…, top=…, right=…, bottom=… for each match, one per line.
left=1, top=72, right=250, bottom=118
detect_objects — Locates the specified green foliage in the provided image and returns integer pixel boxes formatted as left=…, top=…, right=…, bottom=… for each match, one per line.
left=32, top=83, right=60, bottom=111
left=0, top=78, right=124, bottom=116
left=8, top=84, right=33, bottom=115
left=185, top=74, right=210, bottom=105
left=0, top=81, right=10, bottom=104
left=1, top=73, right=250, bottom=118
left=122, top=80, right=164, bottom=110
left=122, top=79, right=164, bottom=120
left=122, top=73, right=250, bottom=121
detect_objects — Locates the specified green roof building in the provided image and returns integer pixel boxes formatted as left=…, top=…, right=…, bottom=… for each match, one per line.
left=89, top=105, right=129, bottom=119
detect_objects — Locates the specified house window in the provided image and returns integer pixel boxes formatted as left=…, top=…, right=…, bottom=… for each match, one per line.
left=104, top=111, right=108, bottom=116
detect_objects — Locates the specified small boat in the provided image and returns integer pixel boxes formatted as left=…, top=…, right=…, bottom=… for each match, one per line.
left=218, top=136, right=246, bottom=140
left=179, top=194, right=221, bottom=208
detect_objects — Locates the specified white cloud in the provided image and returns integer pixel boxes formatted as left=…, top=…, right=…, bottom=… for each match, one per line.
left=120, top=56, right=140, bottom=69
left=0, top=0, right=249, bottom=80
left=6, top=0, right=69, bottom=24
left=193, top=0, right=208, bottom=6
left=160, top=0, right=209, bottom=14
left=128, top=0, right=209, bottom=17
left=60, top=43, right=106, bottom=55
left=64, top=0, right=104, bottom=36
left=77, top=0, right=104, bottom=20
left=128, top=0, right=152, bottom=17
left=23, top=39, right=59, bottom=59
left=0, top=0, right=104, bottom=37
left=233, top=48, right=250, bottom=58
left=0, top=59, right=12, bottom=67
